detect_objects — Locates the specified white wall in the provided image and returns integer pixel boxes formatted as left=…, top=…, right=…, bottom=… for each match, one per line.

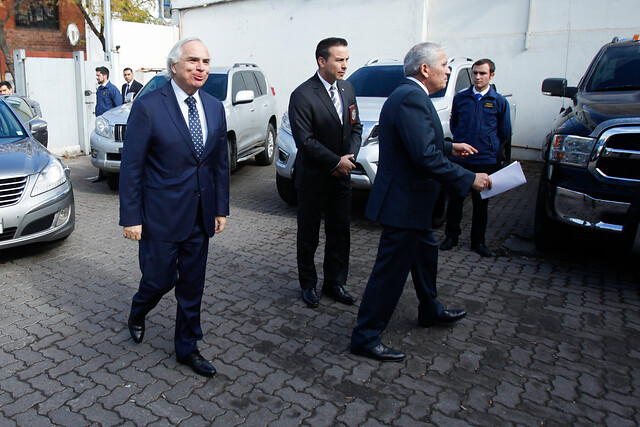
left=86, top=20, right=180, bottom=88
left=175, top=0, right=640, bottom=160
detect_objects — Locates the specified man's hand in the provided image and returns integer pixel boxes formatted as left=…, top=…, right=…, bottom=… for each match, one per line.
left=215, top=216, right=227, bottom=234
left=331, top=154, right=356, bottom=177
left=123, top=225, right=142, bottom=241
left=452, top=143, right=478, bottom=157
left=472, top=173, right=492, bottom=191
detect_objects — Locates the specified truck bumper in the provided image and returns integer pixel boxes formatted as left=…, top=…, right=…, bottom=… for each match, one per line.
left=554, top=186, right=630, bottom=232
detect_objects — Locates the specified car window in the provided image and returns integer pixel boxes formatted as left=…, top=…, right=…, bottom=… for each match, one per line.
left=253, top=71, right=268, bottom=96
left=2, top=96, right=34, bottom=123
left=348, top=65, right=405, bottom=97
left=232, top=72, right=246, bottom=102
left=201, top=74, right=228, bottom=101
left=0, top=102, right=28, bottom=141
left=241, top=71, right=260, bottom=98
left=455, top=67, right=472, bottom=93
left=587, top=44, right=640, bottom=92
left=136, top=75, right=170, bottom=99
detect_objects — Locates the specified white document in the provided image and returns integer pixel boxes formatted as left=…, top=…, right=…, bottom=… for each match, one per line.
left=480, top=161, right=527, bottom=199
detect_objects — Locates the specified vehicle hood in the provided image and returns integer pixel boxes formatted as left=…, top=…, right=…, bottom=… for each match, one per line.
left=0, top=138, right=53, bottom=177
left=99, top=102, right=133, bottom=125
left=355, top=96, right=448, bottom=123
left=578, top=91, right=640, bottom=130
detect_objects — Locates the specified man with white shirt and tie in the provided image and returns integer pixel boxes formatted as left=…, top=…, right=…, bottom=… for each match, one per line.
left=288, top=37, right=363, bottom=309
left=119, top=38, right=229, bottom=377
left=440, top=58, right=511, bottom=258
left=121, top=67, right=143, bottom=103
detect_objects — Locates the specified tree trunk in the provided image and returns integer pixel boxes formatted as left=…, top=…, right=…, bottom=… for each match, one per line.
left=0, top=22, right=14, bottom=82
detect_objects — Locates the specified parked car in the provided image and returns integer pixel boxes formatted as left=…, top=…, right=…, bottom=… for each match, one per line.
left=0, top=98, right=75, bottom=250
left=90, top=63, right=278, bottom=190
left=1, top=95, right=48, bottom=147
left=275, top=57, right=516, bottom=218
left=534, top=34, right=640, bottom=253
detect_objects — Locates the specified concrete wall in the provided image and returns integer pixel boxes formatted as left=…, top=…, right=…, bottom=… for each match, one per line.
left=175, top=0, right=640, bottom=161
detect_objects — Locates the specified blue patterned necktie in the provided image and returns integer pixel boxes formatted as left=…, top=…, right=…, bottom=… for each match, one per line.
left=185, top=96, right=204, bottom=158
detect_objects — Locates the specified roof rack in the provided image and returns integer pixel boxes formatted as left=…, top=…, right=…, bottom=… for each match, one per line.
left=233, top=63, right=258, bottom=68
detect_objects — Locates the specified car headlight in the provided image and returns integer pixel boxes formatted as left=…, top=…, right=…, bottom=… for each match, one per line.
left=95, top=116, right=114, bottom=139
left=549, top=134, right=596, bottom=167
left=32, top=160, right=67, bottom=196
left=280, top=112, right=291, bottom=134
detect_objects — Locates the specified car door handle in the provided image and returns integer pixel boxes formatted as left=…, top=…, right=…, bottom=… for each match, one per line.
left=250, top=108, right=255, bottom=112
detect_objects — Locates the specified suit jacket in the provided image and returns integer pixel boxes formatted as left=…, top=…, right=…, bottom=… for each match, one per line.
left=122, top=80, right=143, bottom=103
left=366, top=78, right=475, bottom=231
left=288, top=73, right=362, bottom=192
left=119, top=82, right=229, bottom=242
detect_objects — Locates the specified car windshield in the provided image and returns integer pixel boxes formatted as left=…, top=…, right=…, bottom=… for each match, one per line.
left=2, top=96, right=34, bottom=123
left=0, top=101, right=27, bottom=142
left=136, top=73, right=229, bottom=101
left=347, top=64, right=448, bottom=98
left=587, top=44, right=640, bottom=92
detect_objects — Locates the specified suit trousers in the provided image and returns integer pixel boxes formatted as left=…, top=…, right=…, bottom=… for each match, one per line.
left=130, top=207, right=209, bottom=357
left=445, top=163, right=498, bottom=245
left=351, top=226, right=445, bottom=349
left=297, top=181, right=351, bottom=290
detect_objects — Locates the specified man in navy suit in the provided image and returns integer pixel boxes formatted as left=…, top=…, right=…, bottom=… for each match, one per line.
left=288, top=37, right=362, bottom=308
left=121, top=67, right=143, bottom=103
left=350, top=42, right=492, bottom=362
left=119, top=38, right=229, bottom=377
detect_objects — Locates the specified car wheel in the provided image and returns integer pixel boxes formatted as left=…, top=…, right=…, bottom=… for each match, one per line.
left=276, top=173, right=298, bottom=206
left=255, top=123, right=276, bottom=166
left=533, top=173, right=559, bottom=251
left=227, top=136, right=237, bottom=173
left=107, top=172, right=119, bottom=191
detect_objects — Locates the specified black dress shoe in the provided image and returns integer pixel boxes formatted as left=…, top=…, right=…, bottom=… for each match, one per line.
left=350, top=343, right=406, bottom=362
left=471, top=242, right=493, bottom=257
left=419, top=309, right=467, bottom=327
left=439, top=236, right=458, bottom=251
left=128, top=315, right=145, bottom=343
left=301, top=288, right=319, bottom=308
left=322, top=285, right=356, bottom=305
left=177, top=351, right=216, bottom=377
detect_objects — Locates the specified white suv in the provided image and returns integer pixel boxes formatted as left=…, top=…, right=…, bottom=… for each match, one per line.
left=90, top=63, right=278, bottom=190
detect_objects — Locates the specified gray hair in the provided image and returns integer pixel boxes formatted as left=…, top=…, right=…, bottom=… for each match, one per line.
left=403, top=42, right=444, bottom=77
left=166, top=37, right=203, bottom=78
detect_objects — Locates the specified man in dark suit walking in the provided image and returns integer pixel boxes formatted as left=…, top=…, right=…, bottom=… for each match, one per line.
left=288, top=37, right=363, bottom=309
left=350, top=42, right=492, bottom=362
left=121, top=67, right=143, bottom=103
left=119, top=38, right=229, bottom=377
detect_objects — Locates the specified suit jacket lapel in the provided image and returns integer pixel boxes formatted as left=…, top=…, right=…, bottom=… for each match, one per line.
left=312, top=74, right=342, bottom=126
left=337, top=80, right=350, bottom=141
left=161, top=83, right=199, bottom=158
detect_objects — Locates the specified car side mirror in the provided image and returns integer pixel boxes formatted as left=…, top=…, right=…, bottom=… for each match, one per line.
left=125, top=92, right=135, bottom=103
left=542, top=78, right=577, bottom=99
left=234, top=90, right=255, bottom=104
left=29, top=119, right=47, bottom=133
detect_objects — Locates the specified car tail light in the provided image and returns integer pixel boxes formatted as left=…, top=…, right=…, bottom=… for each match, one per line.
left=634, top=34, right=640, bottom=41
left=271, top=87, right=276, bottom=96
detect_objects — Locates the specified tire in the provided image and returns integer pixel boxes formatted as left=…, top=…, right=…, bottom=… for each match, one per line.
left=533, top=172, right=560, bottom=251
left=255, top=123, right=276, bottom=166
left=276, top=173, right=298, bottom=206
left=497, top=137, right=512, bottom=169
left=106, top=172, right=119, bottom=191
left=227, top=136, right=237, bottom=173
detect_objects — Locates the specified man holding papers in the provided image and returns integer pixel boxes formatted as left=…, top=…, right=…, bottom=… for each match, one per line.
left=440, top=58, right=511, bottom=257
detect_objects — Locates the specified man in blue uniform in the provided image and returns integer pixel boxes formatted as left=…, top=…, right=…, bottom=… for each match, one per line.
left=440, top=59, right=511, bottom=257
left=95, top=66, right=122, bottom=117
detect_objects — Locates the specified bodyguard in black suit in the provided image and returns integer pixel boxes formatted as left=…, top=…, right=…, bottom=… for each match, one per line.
left=120, top=38, right=229, bottom=377
left=122, top=67, right=143, bottom=103
left=350, top=42, right=492, bottom=362
left=288, top=37, right=363, bottom=308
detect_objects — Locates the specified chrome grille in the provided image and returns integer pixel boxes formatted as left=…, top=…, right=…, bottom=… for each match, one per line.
left=594, top=128, right=640, bottom=182
left=114, top=124, right=127, bottom=142
left=0, top=176, right=27, bottom=207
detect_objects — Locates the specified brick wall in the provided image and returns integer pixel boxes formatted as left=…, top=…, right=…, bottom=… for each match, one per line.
left=0, top=0, right=87, bottom=78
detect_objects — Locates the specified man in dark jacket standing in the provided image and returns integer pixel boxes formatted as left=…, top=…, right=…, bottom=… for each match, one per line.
left=350, top=42, right=492, bottom=362
left=440, top=58, right=511, bottom=257
left=288, top=37, right=363, bottom=309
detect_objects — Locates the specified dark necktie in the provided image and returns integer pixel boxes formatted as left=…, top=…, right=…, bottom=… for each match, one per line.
left=476, top=93, right=482, bottom=101
left=125, top=83, right=130, bottom=95
left=185, top=96, right=204, bottom=158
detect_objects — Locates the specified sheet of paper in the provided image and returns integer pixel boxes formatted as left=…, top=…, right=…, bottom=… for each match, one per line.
left=480, top=161, right=527, bottom=199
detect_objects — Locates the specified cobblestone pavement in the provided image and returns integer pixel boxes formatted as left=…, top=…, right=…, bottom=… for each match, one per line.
left=1, top=156, right=638, bottom=426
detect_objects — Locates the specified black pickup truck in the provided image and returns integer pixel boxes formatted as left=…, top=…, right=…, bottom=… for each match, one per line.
left=534, top=35, right=640, bottom=253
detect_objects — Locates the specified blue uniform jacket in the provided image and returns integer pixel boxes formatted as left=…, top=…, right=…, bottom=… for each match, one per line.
left=95, top=81, right=122, bottom=116
left=450, top=86, right=511, bottom=165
